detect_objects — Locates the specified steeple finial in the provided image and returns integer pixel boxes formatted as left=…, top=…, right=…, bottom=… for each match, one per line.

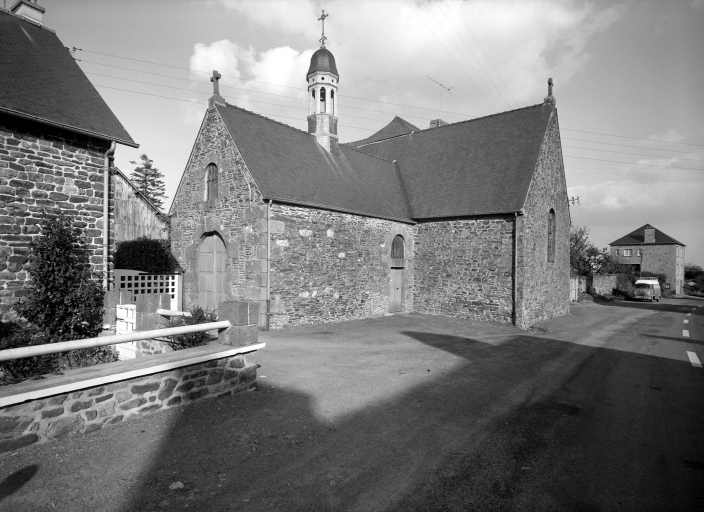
left=544, top=77, right=556, bottom=106
left=208, top=69, right=225, bottom=110
left=318, top=10, right=329, bottom=48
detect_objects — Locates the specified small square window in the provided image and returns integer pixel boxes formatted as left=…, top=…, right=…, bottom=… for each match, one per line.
left=623, top=249, right=632, bottom=256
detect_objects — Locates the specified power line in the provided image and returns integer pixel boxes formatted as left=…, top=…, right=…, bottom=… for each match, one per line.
left=562, top=154, right=704, bottom=171
left=436, top=1, right=513, bottom=110
left=562, top=144, right=704, bottom=164
left=405, top=0, right=499, bottom=111
left=575, top=204, right=616, bottom=237
left=562, top=137, right=704, bottom=156
left=449, top=0, right=520, bottom=109
left=562, top=128, right=704, bottom=148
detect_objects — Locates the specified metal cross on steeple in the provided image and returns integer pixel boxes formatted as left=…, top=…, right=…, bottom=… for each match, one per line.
left=318, top=10, right=328, bottom=48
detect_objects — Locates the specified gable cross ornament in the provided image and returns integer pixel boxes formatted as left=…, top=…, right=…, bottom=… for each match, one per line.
left=211, top=70, right=222, bottom=96
left=318, top=10, right=328, bottom=48
left=208, top=70, right=225, bottom=110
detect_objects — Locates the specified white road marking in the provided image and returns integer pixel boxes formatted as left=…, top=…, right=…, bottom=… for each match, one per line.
left=684, top=319, right=689, bottom=324
left=687, top=351, right=702, bottom=368
left=687, top=313, right=692, bottom=316
left=683, top=330, right=690, bottom=337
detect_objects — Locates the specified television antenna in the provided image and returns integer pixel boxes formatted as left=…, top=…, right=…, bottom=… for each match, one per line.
left=425, top=75, right=453, bottom=115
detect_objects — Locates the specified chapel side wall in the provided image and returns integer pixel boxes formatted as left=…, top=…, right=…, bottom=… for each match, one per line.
left=413, top=216, right=515, bottom=325
left=518, top=110, right=570, bottom=328
left=169, top=109, right=267, bottom=321
left=268, top=204, right=414, bottom=329
left=0, top=116, right=111, bottom=321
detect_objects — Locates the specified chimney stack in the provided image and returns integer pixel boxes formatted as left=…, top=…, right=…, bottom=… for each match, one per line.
left=429, top=119, right=448, bottom=129
left=644, top=225, right=656, bottom=244
left=10, top=0, right=45, bottom=26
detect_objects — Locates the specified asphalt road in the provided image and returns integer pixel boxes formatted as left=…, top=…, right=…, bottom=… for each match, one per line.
left=0, top=297, right=702, bottom=511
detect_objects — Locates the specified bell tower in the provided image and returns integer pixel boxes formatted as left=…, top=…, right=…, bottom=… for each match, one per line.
left=307, top=10, right=339, bottom=152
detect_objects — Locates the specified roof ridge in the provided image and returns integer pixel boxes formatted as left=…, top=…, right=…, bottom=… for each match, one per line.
left=219, top=102, right=311, bottom=136
left=340, top=143, right=397, bottom=164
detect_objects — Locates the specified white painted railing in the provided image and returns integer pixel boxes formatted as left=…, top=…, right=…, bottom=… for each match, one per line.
left=0, top=321, right=231, bottom=362
left=156, top=309, right=192, bottom=317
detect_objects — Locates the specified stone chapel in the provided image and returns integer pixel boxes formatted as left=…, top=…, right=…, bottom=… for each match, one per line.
left=169, top=26, right=570, bottom=330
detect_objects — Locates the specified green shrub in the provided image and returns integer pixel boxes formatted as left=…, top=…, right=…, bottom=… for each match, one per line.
left=13, top=213, right=105, bottom=342
left=163, top=306, right=218, bottom=350
left=114, top=237, right=172, bottom=274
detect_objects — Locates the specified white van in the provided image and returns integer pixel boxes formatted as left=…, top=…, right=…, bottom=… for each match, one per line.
left=634, top=278, right=662, bottom=302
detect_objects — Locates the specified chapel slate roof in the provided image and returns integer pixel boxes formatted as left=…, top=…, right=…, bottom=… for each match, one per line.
left=347, top=116, right=420, bottom=146
left=307, top=48, right=339, bottom=78
left=351, top=105, right=556, bottom=219
left=610, top=224, right=685, bottom=246
left=0, top=10, right=137, bottom=147
left=216, top=104, right=413, bottom=223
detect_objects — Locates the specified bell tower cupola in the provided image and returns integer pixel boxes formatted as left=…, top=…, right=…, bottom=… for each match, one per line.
left=307, top=10, right=339, bottom=152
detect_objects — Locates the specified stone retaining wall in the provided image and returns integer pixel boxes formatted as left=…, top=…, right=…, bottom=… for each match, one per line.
left=0, top=347, right=258, bottom=455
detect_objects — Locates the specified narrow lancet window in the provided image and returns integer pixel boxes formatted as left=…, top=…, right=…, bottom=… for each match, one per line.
left=206, top=163, right=218, bottom=208
left=547, top=209, right=556, bottom=262
left=320, top=87, right=327, bottom=113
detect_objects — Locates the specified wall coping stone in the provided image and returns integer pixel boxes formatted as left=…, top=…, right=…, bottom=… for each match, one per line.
left=0, top=343, right=265, bottom=408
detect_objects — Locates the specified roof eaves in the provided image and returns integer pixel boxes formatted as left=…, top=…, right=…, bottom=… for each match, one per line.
left=265, top=196, right=416, bottom=225
left=0, top=106, right=139, bottom=148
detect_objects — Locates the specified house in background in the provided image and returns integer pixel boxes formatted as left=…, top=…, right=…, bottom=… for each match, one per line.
left=0, top=1, right=167, bottom=321
left=169, top=35, right=570, bottom=330
left=609, top=224, right=685, bottom=294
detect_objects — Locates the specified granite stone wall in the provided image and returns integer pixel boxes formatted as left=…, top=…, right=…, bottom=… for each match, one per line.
left=268, top=204, right=414, bottom=328
left=0, top=117, right=111, bottom=321
left=0, top=351, right=257, bottom=454
left=611, top=244, right=683, bottom=293
left=413, top=216, right=515, bottom=324
left=517, top=109, right=570, bottom=328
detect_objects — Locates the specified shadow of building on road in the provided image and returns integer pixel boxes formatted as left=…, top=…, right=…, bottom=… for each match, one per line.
left=0, top=465, right=38, bottom=502
left=112, top=324, right=704, bottom=511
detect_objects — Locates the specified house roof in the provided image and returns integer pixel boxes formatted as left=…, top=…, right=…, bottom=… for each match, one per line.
left=216, top=104, right=413, bottom=223
left=350, top=104, right=556, bottom=218
left=347, top=116, right=420, bottom=146
left=0, top=10, right=137, bottom=147
left=610, top=224, right=685, bottom=246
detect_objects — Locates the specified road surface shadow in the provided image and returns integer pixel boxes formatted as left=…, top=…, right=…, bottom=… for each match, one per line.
left=642, top=334, right=703, bottom=346
left=0, top=465, right=38, bottom=501
left=596, top=299, right=700, bottom=314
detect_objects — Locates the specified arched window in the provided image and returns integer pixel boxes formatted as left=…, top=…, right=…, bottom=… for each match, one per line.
left=391, top=235, right=405, bottom=268
left=330, top=90, right=335, bottom=115
left=205, top=163, right=218, bottom=208
left=320, top=87, right=326, bottom=113
left=547, top=209, right=556, bottom=262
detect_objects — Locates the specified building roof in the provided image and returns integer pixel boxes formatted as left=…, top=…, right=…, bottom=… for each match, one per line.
left=351, top=104, right=556, bottom=218
left=610, top=224, right=685, bottom=246
left=307, top=48, right=339, bottom=78
left=348, top=116, right=420, bottom=146
left=0, top=10, right=137, bottom=147
left=216, top=104, right=413, bottom=223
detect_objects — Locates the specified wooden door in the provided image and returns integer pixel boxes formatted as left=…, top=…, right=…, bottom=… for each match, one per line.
left=198, top=234, right=228, bottom=311
left=389, top=269, right=403, bottom=313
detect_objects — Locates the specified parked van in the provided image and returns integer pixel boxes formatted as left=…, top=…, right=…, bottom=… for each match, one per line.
left=634, top=278, right=662, bottom=302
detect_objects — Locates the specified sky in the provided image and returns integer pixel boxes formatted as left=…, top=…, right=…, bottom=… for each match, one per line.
left=27, top=0, right=704, bottom=266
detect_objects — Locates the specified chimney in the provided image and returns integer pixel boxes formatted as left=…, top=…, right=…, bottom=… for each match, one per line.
left=544, top=78, right=556, bottom=106
left=10, top=0, right=45, bottom=26
left=644, top=224, right=656, bottom=244
left=429, top=119, right=448, bottom=129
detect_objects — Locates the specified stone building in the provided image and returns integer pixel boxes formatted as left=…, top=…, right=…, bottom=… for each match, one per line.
left=169, top=40, right=570, bottom=330
left=0, top=2, right=165, bottom=320
left=609, top=224, right=685, bottom=294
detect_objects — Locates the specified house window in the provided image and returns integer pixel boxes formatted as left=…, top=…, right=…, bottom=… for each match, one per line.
left=636, top=249, right=642, bottom=257
left=614, top=249, right=619, bottom=256
left=623, top=249, right=632, bottom=257
left=205, top=163, right=218, bottom=208
left=547, top=209, right=556, bottom=262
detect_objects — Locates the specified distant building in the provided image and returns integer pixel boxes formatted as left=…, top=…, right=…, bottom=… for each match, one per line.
left=609, top=224, right=685, bottom=294
left=0, top=2, right=166, bottom=321
left=169, top=30, right=571, bottom=330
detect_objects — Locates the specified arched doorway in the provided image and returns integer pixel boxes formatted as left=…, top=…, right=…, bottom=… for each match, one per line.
left=389, top=235, right=405, bottom=313
left=198, top=233, right=228, bottom=311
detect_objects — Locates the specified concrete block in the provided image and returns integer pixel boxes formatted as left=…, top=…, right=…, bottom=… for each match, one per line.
left=218, top=324, right=258, bottom=347
left=218, top=299, right=259, bottom=326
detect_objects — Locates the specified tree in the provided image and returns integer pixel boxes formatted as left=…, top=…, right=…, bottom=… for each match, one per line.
left=13, top=213, right=105, bottom=342
left=570, top=226, right=626, bottom=276
left=129, top=153, right=167, bottom=210
left=685, top=263, right=703, bottom=280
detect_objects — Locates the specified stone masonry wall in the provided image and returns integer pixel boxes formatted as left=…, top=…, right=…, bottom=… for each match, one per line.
left=0, top=351, right=257, bottom=454
left=517, top=109, right=570, bottom=328
left=611, top=244, right=683, bottom=293
left=170, top=109, right=268, bottom=326
left=0, top=116, right=111, bottom=321
left=269, top=204, right=414, bottom=328
left=413, top=216, right=515, bottom=324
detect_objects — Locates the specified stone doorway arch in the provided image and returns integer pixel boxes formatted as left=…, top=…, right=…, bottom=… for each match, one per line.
left=198, top=232, right=228, bottom=311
